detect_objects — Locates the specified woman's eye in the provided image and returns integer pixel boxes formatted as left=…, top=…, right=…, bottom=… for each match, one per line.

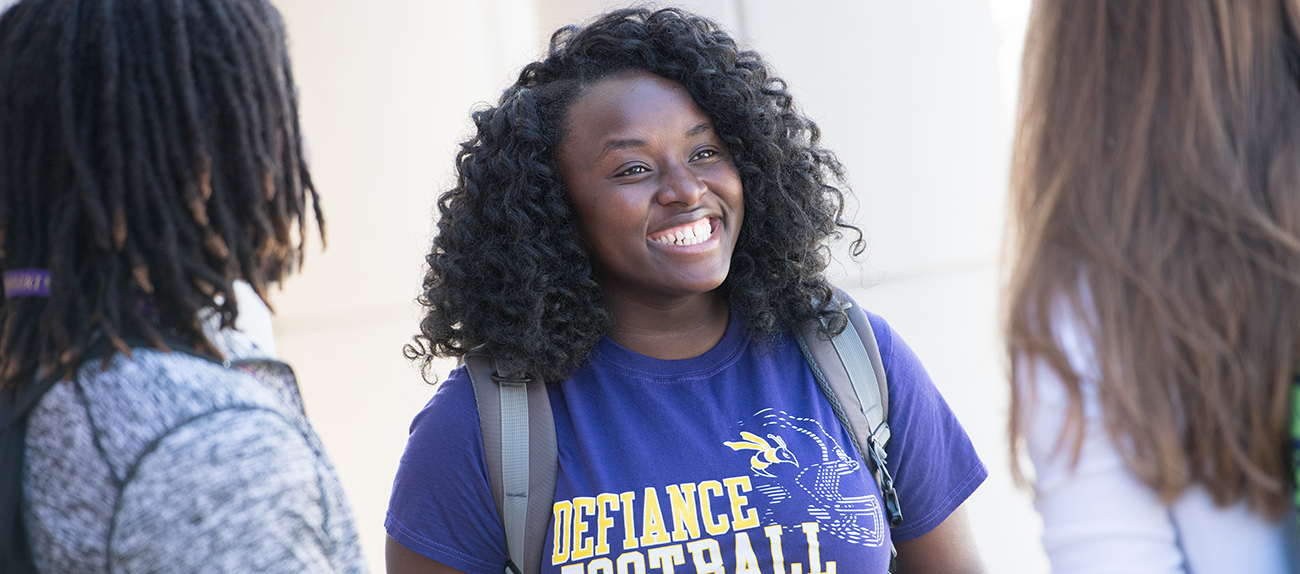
left=692, top=149, right=718, bottom=161
left=617, top=165, right=650, bottom=177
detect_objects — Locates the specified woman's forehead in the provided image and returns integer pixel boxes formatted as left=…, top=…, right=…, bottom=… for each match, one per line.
left=560, top=71, right=714, bottom=157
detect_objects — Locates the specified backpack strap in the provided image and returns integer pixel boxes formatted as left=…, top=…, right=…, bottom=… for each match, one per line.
left=795, top=293, right=902, bottom=571
left=466, top=349, right=556, bottom=574
left=0, top=368, right=57, bottom=574
left=1, top=331, right=221, bottom=574
left=836, top=297, right=902, bottom=528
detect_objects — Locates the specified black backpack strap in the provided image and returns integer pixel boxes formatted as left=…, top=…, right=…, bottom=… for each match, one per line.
left=0, top=368, right=58, bottom=574
left=466, top=348, right=556, bottom=574
left=0, top=331, right=124, bottom=574
left=795, top=293, right=901, bottom=571
left=0, top=331, right=232, bottom=574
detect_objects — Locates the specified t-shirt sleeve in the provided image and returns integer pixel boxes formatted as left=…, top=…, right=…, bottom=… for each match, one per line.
left=385, top=367, right=508, bottom=574
left=868, top=312, right=987, bottom=542
left=110, top=409, right=344, bottom=573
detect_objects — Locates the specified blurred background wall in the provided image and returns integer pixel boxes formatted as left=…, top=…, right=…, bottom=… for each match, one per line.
left=266, top=0, right=1042, bottom=572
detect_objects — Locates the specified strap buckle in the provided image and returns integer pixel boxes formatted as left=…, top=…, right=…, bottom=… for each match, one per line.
left=882, top=477, right=903, bottom=528
left=866, top=434, right=903, bottom=527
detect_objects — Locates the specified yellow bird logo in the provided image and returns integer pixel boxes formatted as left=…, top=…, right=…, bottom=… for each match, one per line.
left=724, top=431, right=799, bottom=478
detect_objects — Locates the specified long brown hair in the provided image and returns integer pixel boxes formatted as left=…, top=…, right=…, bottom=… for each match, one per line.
left=1006, top=0, right=1300, bottom=516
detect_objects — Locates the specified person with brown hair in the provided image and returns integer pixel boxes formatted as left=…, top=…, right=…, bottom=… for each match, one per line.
left=1006, top=1, right=1300, bottom=571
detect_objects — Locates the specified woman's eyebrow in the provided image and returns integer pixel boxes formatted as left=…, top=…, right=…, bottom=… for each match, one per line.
left=596, top=123, right=714, bottom=159
left=685, top=122, right=712, bottom=137
left=599, top=138, right=647, bottom=159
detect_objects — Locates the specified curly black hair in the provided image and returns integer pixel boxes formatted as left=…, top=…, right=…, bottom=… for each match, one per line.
left=0, top=0, right=319, bottom=390
left=407, top=7, right=863, bottom=381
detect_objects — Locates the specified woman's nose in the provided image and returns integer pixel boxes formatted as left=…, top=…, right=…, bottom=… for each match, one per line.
left=655, top=163, right=707, bottom=206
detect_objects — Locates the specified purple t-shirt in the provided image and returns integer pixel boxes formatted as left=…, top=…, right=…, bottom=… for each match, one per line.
left=386, top=311, right=985, bottom=573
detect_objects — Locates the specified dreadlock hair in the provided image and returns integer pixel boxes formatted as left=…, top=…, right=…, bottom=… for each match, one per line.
left=0, top=0, right=321, bottom=391
left=406, top=7, right=863, bottom=382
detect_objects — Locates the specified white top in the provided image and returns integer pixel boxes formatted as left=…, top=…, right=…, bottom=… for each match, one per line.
left=1019, top=298, right=1300, bottom=573
left=216, top=280, right=278, bottom=355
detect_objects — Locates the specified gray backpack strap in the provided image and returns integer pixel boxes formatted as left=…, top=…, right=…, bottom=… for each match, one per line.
left=795, top=294, right=902, bottom=571
left=466, top=349, right=557, bottom=574
left=835, top=304, right=890, bottom=457
left=834, top=298, right=901, bottom=527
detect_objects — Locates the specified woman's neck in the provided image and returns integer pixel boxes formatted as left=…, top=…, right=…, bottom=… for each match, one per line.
left=601, top=291, right=730, bottom=360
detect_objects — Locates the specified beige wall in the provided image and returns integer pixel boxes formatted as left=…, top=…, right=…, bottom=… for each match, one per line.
left=269, top=1, right=1043, bottom=572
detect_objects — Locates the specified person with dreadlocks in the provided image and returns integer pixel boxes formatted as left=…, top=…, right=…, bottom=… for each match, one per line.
left=386, top=8, right=987, bottom=574
left=0, top=0, right=366, bottom=572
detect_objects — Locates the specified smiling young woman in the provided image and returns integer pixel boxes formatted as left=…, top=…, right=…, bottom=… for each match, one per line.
left=388, top=8, right=987, bottom=574
left=556, top=71, right=743, bottom=359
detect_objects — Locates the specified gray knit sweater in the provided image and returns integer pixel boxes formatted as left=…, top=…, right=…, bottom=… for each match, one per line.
left=21, top=328, right=366, bottom=573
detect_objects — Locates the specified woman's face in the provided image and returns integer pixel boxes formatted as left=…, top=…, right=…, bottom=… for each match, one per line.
left=556, top=71, right=744, bottom=305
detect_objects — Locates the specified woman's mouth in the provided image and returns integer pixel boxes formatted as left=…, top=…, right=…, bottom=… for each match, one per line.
left=648, top=218, right=714, bottom=246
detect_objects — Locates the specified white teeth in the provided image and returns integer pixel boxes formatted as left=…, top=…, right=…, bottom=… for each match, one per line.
left=654, top=218, right=713, bottom=246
